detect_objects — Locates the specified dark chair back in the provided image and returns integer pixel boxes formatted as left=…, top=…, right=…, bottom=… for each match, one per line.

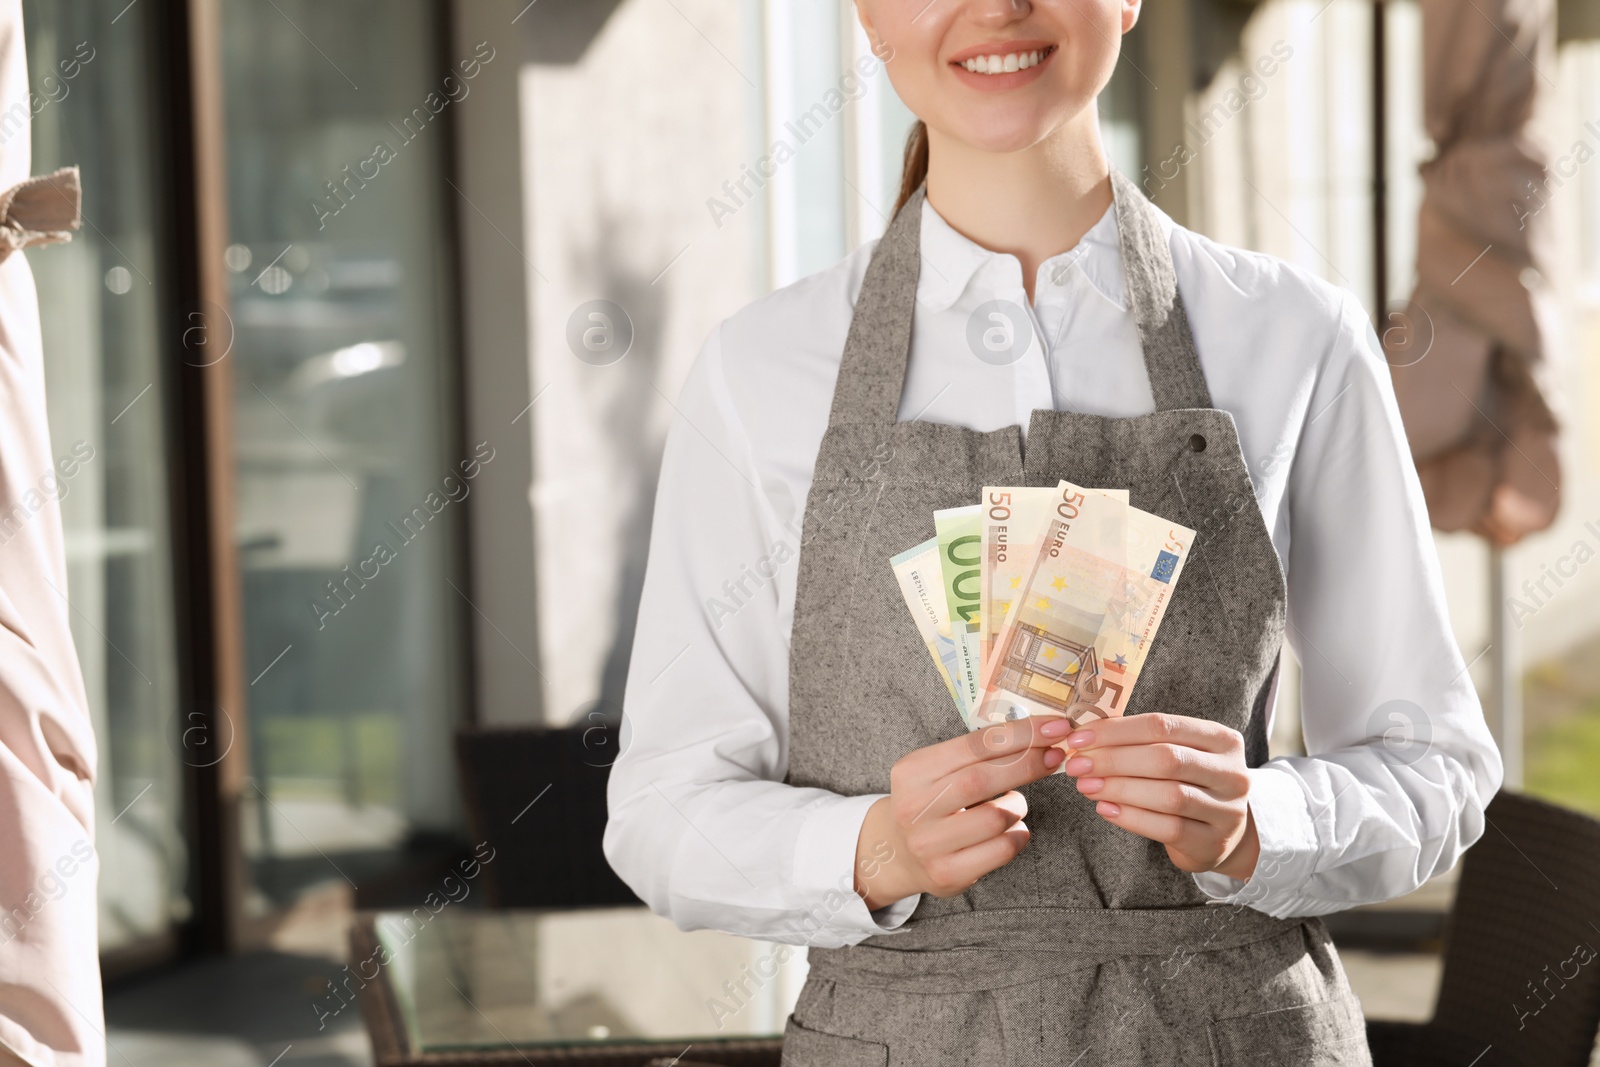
left=455, top=724, right=639, bottom=909
left=1429, top=790, right=1600, bottom=1065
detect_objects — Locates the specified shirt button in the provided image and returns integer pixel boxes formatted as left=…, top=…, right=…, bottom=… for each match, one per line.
left=1189, top=433, right=1208, bottom=453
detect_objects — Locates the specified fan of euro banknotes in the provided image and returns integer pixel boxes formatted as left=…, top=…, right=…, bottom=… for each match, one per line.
left=892, top=480, right=1195, bottom=740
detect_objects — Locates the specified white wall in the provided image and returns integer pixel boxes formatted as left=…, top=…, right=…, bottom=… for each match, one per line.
left=518, top=0, right=769, bottom=725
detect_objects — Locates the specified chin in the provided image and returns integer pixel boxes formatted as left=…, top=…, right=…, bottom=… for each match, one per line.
left=945, top=115, right=1060, bottom=155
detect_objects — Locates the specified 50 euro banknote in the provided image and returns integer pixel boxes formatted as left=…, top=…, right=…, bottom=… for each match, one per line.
left=978, top=484, right=1127, bottom=678
left=973, top=481, right=1195, bottom=737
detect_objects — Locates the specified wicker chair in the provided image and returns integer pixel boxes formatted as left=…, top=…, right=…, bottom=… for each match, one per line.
left=455, top=724, right=640, bottom=909
left=1365, top=790, right=1600, bottom=1067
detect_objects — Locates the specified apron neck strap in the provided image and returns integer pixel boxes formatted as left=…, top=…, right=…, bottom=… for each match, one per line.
left=1110, top=166, right=1213, bottom=411
left=826, top=165, right=1213, bottom=429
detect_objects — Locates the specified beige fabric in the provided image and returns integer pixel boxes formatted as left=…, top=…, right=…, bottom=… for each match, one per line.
left=1384, top=0, right=1561, bottom=545
left=0, top=168, right=79, bottom=265
left=0, top=2, right=103, bottom=1066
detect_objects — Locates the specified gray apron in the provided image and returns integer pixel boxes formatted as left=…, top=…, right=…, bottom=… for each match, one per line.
left=780, top=167, right=1371, bottom=1066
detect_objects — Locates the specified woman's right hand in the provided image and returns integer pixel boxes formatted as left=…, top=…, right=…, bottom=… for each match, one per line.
left=853, top=718, right=1066, bottom=910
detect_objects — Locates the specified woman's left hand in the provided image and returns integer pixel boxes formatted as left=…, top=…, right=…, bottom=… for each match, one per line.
left=1039, top=713, right=1260, bottom=881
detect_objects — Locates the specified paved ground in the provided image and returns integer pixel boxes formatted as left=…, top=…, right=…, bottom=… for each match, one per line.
left=1341, top=948, right=1442, bottom=1021
left=105, top=951, right=373, bottom=1067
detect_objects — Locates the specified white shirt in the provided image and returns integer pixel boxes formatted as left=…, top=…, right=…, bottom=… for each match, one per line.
left=603, top=190, right=1504, bottom=949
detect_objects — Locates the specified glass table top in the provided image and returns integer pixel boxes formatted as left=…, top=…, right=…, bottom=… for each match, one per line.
left=373, top=907, right=803, bottom=1052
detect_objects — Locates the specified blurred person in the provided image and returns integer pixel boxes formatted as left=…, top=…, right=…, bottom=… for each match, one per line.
left=605, top=0, right=1503, bottom=1062
left=0, top=2, right=101, bottom=1066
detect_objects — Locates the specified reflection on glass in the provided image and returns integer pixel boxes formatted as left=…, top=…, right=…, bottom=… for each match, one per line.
left=218, top=0, right=468, bottom=906
left=374, top=908, right=801, bottom=1051
left=23, top=0, right=189, bottom=950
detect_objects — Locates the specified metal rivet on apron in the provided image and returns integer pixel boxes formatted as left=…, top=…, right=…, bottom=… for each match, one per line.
left=1189, top=432, right=1207, bottom=452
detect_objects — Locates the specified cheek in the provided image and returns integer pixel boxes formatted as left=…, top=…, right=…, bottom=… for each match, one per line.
left=1042, top=0, right=1126, bottom=29
left=1035, top=0, right=1126, bottom=68
left=1044, top=4, right=1124, bottom=75
left=869, top=20, right=945, bottom=112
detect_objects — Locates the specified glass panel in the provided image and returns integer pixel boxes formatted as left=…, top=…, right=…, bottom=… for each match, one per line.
left=22, top=0, right=189, bottom=950
left=372, top=908, right=800, bottom=1051
left=1180, top=0, right=1375, bottom=302
left=1520, top=38, right=1600, bottom=816
left=845, top=14, right=916, bottom=240
left=1382, top=0, right=1425, bottom=313
left=764, top=0, right=845, bottom=284
left=217, top=0, right=469, bottom=906
left=1101, top=27, right=1144, bottom=183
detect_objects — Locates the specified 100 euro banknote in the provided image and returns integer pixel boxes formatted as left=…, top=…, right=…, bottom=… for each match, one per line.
left=890, top=537, right=968, bottom=722
left=933, top=505, right=983, bottom=718
left=974, top=481, right=1194, bottom=734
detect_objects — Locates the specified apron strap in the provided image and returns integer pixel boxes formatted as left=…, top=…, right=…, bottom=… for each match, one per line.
left=824, top=182, right=927, bottom=430
left=1110, top=166, right=1213, bottom=411
left=825, top=165, right=1212, bottom=429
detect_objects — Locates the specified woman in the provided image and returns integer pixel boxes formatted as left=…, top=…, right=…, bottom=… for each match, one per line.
left=605, top=0, right=1502, bottom=1062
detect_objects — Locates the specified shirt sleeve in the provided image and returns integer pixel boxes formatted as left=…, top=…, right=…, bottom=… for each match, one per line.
left=603, top=323, right=920, bottom=947
left=1191, top=287, right=1504, bottom=917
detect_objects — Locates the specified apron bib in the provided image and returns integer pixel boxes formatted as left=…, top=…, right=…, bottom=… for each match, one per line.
left=780, top=167, right=1371, bottom=1067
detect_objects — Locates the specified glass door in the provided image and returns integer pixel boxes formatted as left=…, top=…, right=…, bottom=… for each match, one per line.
left=23, top=0, right=191, bottom=952
left=216, top=0, right=470, bottom=908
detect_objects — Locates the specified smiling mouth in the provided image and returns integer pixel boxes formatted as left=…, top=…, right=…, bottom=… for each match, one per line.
left=954, top=44, right=1056, bottom=75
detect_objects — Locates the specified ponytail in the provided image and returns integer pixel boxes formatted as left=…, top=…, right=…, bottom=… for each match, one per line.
left=891, top=120, right=929, bottom=218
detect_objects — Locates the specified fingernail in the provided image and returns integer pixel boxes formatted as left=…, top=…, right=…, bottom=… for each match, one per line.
left=1066, top=731, right=1094, bottom=748
left=1039, top=718, right=1071, bottom=738
left=1043, top=747, right=1065, bottom=768
left=1097, top=801, right=1121, bottom=817
left=1077, top=776, right=1104, bottom=794
left=1063, top=756, right=1093, bottom=775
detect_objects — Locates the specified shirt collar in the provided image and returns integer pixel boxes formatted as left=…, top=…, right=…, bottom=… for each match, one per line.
left=916, top=193, right=1127, bottom=313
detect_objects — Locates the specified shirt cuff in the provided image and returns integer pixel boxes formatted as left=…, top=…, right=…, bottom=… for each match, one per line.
left=1191, top=761, right=1322, bottom=916
left=791, top=792, right=919, bottom=944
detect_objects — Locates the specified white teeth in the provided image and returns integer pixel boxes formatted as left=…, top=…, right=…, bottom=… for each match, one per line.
left=963, top=49, right=1047, bottom=75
